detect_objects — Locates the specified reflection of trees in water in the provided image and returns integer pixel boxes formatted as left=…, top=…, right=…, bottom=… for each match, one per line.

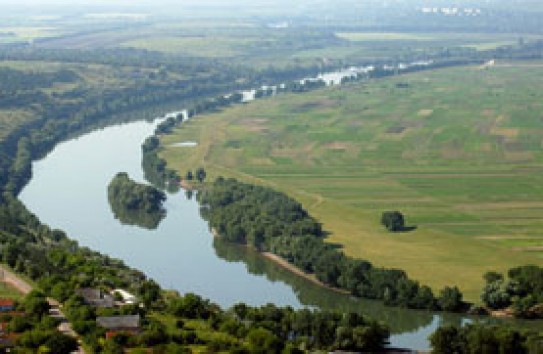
left=212, top=237, right=436, bottom=334
left=108, top=199, right=166, bottom=230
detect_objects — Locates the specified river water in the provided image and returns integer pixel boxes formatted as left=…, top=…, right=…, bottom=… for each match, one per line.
left=20, top=118, right=541, bottom=350
left=18, top=63, right=541, bottom=350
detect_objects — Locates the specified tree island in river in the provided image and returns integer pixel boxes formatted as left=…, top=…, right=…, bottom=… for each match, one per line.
left=107, top=172, right=166, bottom=229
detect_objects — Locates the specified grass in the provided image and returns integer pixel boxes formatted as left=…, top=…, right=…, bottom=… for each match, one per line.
left=0, top=282, right=24, bottom=300
left=150, top=312, right=238, bottom=353
left=122, top=36, right=254, bottom=57
left=0, top=26, right=60, bottom=44
left=161, top=61, right=543, bottom=302
left=336, top=32, right=436, bottom=41
left=337, top=32, right=543, bottom=51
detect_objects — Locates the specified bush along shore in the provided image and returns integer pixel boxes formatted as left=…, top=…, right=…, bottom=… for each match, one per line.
left=196, top=178, right=543, bottom=321
left=198, top=178, right=462, bottom=312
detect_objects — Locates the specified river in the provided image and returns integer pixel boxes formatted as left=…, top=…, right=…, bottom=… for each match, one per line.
left=20, top=117, right=541, bottom=351
left=18, top=63, right=542, bottom=350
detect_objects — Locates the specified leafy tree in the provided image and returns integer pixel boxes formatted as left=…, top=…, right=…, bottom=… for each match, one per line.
left=481, top=280, right=511, bottom=310
left=430, top=325, right=465, bottom=354
left=381, top=211, right=405, bottom=232
left=246, top=327, right=282, bottom=352
left=23, top=291, right=50, bottom=319
left=438, top=286, right=463, bottom=312
left=140, top=279, right=161, bottom=308
left=43, top=332, right=78, bottom=354
left=195, top=167, right=207, bottom=183
left=483, top=271, right=503, bottom=284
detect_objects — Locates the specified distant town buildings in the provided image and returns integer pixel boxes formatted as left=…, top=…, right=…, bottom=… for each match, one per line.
left=420, top=7, right=482, bottom=16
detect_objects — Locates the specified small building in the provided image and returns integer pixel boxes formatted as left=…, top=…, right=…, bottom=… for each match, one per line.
left=0, top=299, right=15, bottom=312
left=75, top=288, right=115, bottom=308
left=96, top=315, right=141, bottom=335
left=111, top=289, right=137, bottom=305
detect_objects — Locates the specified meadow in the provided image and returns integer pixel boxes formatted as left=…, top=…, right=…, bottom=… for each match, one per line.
left=0, top=282, right=23, bottom=300
left=160, top=61, right=543, bottom=301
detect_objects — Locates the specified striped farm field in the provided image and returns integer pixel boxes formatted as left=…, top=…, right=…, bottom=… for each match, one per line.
left=160, top=61, right=543, bottom=301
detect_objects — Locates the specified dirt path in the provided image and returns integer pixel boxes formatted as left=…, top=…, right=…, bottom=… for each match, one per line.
left=0, top=265, right=33, bottom=294
left=0, top=265, right=85, bottom=353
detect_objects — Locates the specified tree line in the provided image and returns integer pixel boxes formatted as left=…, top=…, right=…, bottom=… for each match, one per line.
left=481, top=266, right=543, bottom=319
left=430, top=323, right=542, bottom=354
left=198, top=178, right=465, bottom=312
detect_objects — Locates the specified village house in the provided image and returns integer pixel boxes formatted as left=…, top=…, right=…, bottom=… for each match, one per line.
left=75, top=288, right=115, bottom=308
left=0, top=299, right=15, bottom=312
left=96, top=315, right=141, bottom=337
left=111, top=288, right=137, bottom=305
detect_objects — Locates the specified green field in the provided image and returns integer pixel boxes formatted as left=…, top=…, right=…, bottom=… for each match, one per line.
left=0, top=281, right=23, bottom=299
left=336, top=32, right=543, bottom=53
left=161, top=61, right=543, bottom=302
left=0, top=26, right=61, bottom=44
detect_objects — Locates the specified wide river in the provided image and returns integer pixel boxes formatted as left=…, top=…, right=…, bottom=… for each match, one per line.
left=19, top=116, right=540, bottom=351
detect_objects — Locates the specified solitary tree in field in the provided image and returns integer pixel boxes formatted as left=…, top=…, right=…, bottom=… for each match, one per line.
left=381, top=211, right=405, bottom=232
left=196, top=167, right=207, bottom=183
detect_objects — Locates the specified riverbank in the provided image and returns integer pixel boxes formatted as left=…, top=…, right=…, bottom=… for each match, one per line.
left=211, top=227, right=349, bottom=295
left=261, top=252, right=351, bottom=296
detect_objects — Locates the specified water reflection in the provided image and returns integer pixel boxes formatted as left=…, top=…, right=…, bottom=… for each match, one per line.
left=108, top=199, right=166, bottom=230
left=212, top=237, right=435, bottom=334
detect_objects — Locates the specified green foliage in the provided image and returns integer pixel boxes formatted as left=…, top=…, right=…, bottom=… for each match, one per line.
left=437, top=286, right=464, bottom=312
left=481, top=281, right=512, bottom=310
left=168, top=293, right=214, bottom=319
left=201, top=178, right=442, bottom=310
left=381, top=211, right=405, bottom=232
left=23, top=291, right=50, bottom=319
left=107, top=172, right=166, bottom=229
left=16, top=330, right=78, bottom=353
left=246, top=327, right=282, bottom=352
left=108, top=172, right=166, bottom=213
left=480, top=265, right=543, bottom=318
left=195, top=167, right=207, bottom=183
left=430, top=323, right=534, bottom=354
left=139, top=279, right=161, bottom=308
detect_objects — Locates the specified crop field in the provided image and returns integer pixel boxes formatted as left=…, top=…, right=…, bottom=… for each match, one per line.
left=337, top=32, right=543, bottom=53
left=0, top=26, right=61, bottom=44
left=119, top=27, right=543, bottom=68
left=123, top=36, right=257, bottom=57
left=161, top=61, right=543, bottom=301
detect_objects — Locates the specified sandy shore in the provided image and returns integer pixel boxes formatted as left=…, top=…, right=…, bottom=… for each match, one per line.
left=261, top=252, right=350, bottom=295
left=212, top=228, right=349, bottom=294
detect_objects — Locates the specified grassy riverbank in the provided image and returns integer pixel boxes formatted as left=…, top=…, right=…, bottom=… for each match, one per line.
left=161, top=62, right=543, bottom=302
